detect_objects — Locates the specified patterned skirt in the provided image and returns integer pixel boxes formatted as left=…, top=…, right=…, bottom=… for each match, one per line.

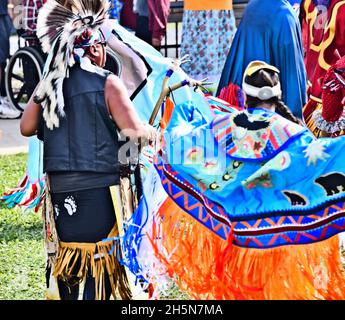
left=180, top=10, right=237, bottom=86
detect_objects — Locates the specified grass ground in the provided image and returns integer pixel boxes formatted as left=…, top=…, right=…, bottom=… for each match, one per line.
left=0, top=153, right=189, bottom=300
left=0, top=153, right=46, bottom=300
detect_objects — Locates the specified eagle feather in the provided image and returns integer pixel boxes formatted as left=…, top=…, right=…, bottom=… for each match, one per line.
left=35, top=0, right=110, bottom=129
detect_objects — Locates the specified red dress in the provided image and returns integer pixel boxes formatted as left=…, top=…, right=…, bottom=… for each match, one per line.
left=301, top=0, right=345, bottom=136
left=120, top=0, right=137, bottom=31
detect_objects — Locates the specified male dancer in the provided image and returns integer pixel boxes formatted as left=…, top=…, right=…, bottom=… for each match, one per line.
left=20, top=0, right=155, bottom=300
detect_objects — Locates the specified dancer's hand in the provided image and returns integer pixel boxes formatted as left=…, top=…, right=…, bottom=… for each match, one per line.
left=152, top=38, right=161, bottom=49
left=189, top=77, right=213, bottom=92
left=171, top=55, right=191, bottom=72
left=144, top=124, right=157, bottom=145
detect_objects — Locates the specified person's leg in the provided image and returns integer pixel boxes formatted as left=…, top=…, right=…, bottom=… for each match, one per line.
left=52, top=188, right=116, bottom=243
left=0, top=14, right=11, bottom=96
left=80, top=187, right=118, bottom=300
left=82, top=268, right=113, bottom=300
left=51, top=187, right=118, bottom=300
left=57, top=276, right=80, bottom=300
left=49, top=191, right=81, bottom=300
left=0, top=17, right=8, bottom=87
left=0, top=62, right=6, bottom=97
left=135, top=15, right=152, bottom=45
left=45, top=247, right=80, bottom=300
left=0, top=15, right=21, bottom=118
left=82, top=270, right=96, bottom=300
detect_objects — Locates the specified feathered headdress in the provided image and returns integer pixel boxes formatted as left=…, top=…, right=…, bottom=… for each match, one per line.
left=35, top=0, right=110, bottom=129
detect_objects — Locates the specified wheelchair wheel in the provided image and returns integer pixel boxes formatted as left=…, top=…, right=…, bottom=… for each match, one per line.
left=105, top=48, right=122, bottom=77
left=5, top=46, right=44, bottom=111
left=6, top=46, right=121, bottom=111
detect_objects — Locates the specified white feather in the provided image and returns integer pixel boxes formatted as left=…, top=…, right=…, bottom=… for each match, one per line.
left=56, top=78, right=65, bottom=117
left=36, top=0, right=110, bottom=129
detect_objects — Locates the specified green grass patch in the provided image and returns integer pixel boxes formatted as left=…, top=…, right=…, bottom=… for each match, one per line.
left=0, top=153, right=45, bottom=300
left=0, top=153, right=188, bottom=300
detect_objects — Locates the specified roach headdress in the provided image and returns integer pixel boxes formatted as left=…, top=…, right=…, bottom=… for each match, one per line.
left=35, top=0, right=110, bottom=129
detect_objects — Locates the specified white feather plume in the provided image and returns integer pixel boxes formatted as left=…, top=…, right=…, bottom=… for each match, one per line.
left=35, top=0, right=110, bottom=129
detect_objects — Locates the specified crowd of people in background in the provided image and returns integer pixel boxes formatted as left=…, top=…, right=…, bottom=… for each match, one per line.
left=1, top=1, right=319, bottom=108
left=2, top=0, right=345, bottom=137
left=0, top=0, right=170, bottom=119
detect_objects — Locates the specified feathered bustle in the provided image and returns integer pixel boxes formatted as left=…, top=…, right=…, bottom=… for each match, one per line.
left=35, top=0, right=110, bottom=129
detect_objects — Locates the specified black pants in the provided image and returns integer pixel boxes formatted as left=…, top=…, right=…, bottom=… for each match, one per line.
left=1, top=62, right=6, bottom=97
left=135, top=15, right=152, bottom=46
left=51, top=187, right=116, bottom=300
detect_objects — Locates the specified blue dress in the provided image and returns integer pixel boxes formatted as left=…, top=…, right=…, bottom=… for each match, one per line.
left=0, top=0, right=7, bottom=15
left=288, top=0, right=302, bottom=5
left=217, top=0, right=307, bottom=118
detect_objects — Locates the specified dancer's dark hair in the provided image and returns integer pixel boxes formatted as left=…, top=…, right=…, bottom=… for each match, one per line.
left=244, top=69, right=301, bottom=125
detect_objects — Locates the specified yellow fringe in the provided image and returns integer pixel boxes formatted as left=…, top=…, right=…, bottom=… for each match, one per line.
left=53, top=224, right=132, bottom=300
left=150, top=198, right=345, bottom=300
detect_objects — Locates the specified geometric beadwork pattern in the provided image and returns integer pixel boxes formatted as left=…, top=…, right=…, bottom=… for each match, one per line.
left=155, top=156, right=345, bottom=249
left=211, top=111, right=306, bottom=161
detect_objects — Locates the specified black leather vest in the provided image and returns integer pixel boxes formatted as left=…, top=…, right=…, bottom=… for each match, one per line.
left=42, top=65, right=121, bottom=177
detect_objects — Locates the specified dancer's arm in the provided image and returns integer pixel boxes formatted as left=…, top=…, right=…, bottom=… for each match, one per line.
left=105, top=74, right=156, bottom=142
left=20, top=87, right=41, bottom=137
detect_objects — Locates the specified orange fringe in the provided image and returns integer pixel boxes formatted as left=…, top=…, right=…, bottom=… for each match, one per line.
left=149, top=198, right=345, bottom=300
left=160, top=96, right=175, bottom=130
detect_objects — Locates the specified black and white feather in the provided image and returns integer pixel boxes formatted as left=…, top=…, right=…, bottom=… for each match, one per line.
left=35, top=0, right=110, bottom=129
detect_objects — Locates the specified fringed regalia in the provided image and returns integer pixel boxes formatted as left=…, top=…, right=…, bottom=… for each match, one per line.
left=2, top=10, right=208, bottom=299
left=121, top=81, right=345, bottom=300
left=4, top=4, right=345, bottom=299
left=301, top=0, right=345, bottom=137
left=20, top=0, right=134, bottom=300
left=1, top=137, right=45, bottom=212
